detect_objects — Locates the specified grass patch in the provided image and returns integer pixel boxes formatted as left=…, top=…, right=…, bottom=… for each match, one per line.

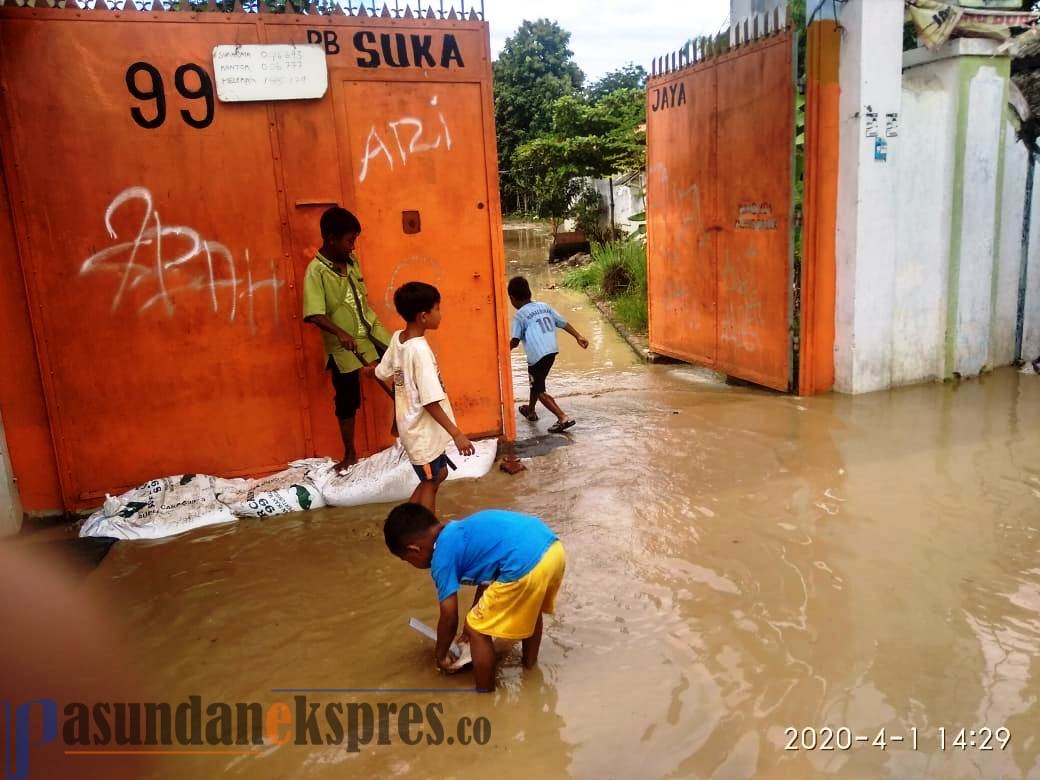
left=562, top=239, right=647, bottom=333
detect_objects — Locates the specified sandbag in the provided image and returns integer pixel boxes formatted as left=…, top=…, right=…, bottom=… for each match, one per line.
left=78, top=439, right=499, bottom=541
left=215, top=464, right=325, bottom=518
left=304, top=438, right=499, bottom=508
left=79, top=474, right=241, bottom=541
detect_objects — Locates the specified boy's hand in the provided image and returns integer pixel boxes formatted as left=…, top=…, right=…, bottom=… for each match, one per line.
left=437, top=650, right=459, bottom=673
left=337, top=332, right=357, bottom=352
left=453, top=433, right=475, bottom=457
left=577, top=336, right=589, bottom=349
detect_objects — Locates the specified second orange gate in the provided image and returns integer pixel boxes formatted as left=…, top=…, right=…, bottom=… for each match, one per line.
left=646, top=14, right=797, bottom=392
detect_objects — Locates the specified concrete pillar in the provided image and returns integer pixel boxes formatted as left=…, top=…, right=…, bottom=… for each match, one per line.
left=944, top=45, right=1008, bottom=378
left=833, top=0, right=905, bottom=394
left=0, top=411, right=23, bottom=537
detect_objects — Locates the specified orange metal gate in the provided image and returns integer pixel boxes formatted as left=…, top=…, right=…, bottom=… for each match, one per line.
left=646, top=17, right=796, bottom=392
left=0, top=4, right=512, bottom=512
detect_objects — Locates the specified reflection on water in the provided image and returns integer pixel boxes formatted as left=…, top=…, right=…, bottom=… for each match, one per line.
left=87, top=223, right=1040, bottom=778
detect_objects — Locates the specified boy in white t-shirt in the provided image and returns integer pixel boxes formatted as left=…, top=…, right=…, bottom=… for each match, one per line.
left=368, top=282, right=475, bottom=511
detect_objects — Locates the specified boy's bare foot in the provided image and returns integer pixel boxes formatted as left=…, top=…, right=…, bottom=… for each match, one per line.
left=334, top=456, right=356, bottom=475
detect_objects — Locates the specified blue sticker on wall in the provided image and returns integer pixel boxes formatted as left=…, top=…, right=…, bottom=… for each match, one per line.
left=874, top=137, right=888, bottom=162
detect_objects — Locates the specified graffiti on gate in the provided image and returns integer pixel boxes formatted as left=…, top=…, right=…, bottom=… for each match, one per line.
left=736, top=203, right=777, bottom=231
left=80, top=187, right=283, bottom=333
left=357, top=96, right=453, bottom=183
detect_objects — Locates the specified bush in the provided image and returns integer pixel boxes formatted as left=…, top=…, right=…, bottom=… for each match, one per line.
left=613, top=291, right=648, bottom=332
left=561, top=239, right=648, bottom=332
left=561, top=261, right=602, bottom=291
left=601, top=260, right=632, bottom=297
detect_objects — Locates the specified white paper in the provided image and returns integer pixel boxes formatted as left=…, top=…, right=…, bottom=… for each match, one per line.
left=212, top=44, right=328, bottom=103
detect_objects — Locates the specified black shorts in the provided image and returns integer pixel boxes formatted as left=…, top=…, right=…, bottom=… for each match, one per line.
left=527, top=353, right=557, bottom=396
left=328, top=358, right=361, bottom=420
left=413, top=453, right=457, bottom=483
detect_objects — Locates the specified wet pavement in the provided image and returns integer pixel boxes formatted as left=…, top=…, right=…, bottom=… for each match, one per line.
left=71, top=224, right=1040, bottom=778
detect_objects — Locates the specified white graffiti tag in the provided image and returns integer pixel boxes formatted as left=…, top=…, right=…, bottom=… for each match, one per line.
left=80, top=187, right=283, bottom=332
left=357, top=95, right=453, bottom=183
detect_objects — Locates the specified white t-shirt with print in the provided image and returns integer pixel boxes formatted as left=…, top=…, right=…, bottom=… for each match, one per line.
left=375, top=331, right=455, bottom=466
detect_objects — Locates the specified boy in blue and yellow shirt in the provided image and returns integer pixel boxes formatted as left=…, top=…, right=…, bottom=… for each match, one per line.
left=384, top=503, right=566, bottom=692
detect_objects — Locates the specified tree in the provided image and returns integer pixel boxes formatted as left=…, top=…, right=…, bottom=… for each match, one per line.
left=516, top=168, right=582, bottom=236
left=585, top=63, right=647, bottom=102
left=513, top=87, right=646, bottom=181
left=511, top=85, right=645, bottom=233
left=492, top=20, right=584, bottom=212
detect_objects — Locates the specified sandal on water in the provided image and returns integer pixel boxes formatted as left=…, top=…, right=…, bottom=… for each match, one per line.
left=548, top=419, right=576, bottom=434
left=519, top=405, right=539, bottom=422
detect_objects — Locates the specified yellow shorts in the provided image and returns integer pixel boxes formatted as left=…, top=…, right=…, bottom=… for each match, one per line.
left=465, top=541, right=566, bottom=640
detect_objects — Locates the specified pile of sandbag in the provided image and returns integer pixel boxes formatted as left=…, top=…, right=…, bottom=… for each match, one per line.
left=302, top=439, right=499, bottom=508
left=79, top=474, right=241, bottom=541
left=79, top=439, right=498, bottom=541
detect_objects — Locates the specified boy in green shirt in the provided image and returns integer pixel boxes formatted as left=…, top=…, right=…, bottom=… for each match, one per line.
left=302, top=207, right=392, bottom=473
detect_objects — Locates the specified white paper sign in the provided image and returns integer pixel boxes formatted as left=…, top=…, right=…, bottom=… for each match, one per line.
left=212, top=44, right=328, bottom=103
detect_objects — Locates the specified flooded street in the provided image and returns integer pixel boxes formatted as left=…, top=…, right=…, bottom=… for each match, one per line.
left=84, top=224, right=1040, bottom=779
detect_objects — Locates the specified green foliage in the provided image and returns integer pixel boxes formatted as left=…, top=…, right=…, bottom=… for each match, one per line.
left=521, top=168, right=582, bottom=236
left=613, top=291, right=649, bottom=332
left=493, top=20, right=585, bottom=212
left=586, top=64, right=648, bottom=102
left=510, top=78, right=646, bottom=229
left=560, top=258, right=603, bottom=291
left=495, top=19, right=648, bottom=216
left=514, top=87, right=646, bottom=177
left=562, top=239, right=648, bottom=332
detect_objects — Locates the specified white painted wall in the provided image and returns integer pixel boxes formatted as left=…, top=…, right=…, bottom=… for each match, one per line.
left=591, top=176, right=645, bottom=235
left=893, top=59, right=958, bottom=385
left=0, top=413, right=22, bottom=537
left=834, top=0, right=905, bottom=394
left=992, top=117, right=1028, bottom=367
left=954, top=64, right=1006, bottom=377
left=571, top=175, right=646, bottom=237
left=841, top=32, right=1034, bottom=392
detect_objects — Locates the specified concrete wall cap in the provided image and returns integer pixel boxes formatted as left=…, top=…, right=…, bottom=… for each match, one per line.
left=904, top=39, right=1007, bottom=70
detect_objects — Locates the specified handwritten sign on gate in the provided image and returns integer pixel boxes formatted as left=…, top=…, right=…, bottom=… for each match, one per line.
left=212, top=44, right=328, bottom=102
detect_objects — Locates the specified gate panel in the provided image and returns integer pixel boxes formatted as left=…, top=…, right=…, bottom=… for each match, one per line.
left=0, top=8, right=510, bottom=511
left=1, top=19, right=304, bottom=503
left=0, top=133, right=62, bottom=510
left=646, top=67, right=718, bottom=366
left=337, top=79, right=502, bottom=448
left=647, top=27, right=796, bottom=392
left=715, top=36, right=794, bottom=390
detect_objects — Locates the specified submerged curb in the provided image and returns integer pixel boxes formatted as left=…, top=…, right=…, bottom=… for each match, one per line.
left=588, top=298, right=670, bottom=364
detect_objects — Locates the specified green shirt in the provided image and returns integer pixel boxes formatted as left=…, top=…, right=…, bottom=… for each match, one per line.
left=302, top=251, right=391, bottom=373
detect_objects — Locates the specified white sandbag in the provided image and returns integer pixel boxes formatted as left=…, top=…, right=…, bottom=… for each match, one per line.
left=303, top=438, right=499, bottom=508
left=79, top=474, right=241, bottom=541
left=215, top=464, right=325, bottom=517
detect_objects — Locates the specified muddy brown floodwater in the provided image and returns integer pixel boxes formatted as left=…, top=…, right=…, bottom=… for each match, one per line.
left=79, top=224, right=1040, bottom=779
